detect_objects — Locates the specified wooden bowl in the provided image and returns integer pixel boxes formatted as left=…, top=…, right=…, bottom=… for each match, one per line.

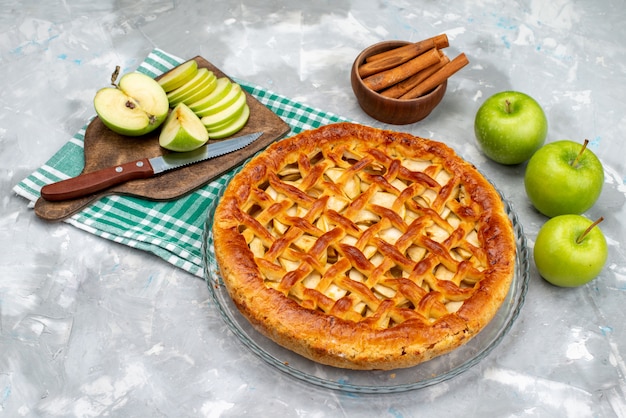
left=351, top=40, right=447, bottom=125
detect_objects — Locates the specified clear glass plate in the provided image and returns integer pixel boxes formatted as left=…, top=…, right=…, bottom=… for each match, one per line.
left=202, top=179, right=530, bottom=394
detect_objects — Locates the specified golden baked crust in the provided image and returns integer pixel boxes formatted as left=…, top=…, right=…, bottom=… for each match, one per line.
left=212, top=122, right=516, bottom=370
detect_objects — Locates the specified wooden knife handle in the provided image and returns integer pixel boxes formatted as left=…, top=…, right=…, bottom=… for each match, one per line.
left=40, top=158, right=154, bottom=201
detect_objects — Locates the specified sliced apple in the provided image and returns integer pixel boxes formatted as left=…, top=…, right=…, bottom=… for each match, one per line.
left=195, top=83, right=242, bottom=118
left=94, top=71, right=169, bottom=136
left=166, top=68, right=213, bottom=107
left=201, top=89, right=246, bottom=129
left=180, top=72, right=217, bottom=106
left=187, top=77, right=232, bottom=113
left=158, top=60, right=198, bottom=92
left=159, top=103, right=209, bottom=152
left=207, top=104, right=250, bottom=139
left=205, top=107, right=245, bottom=132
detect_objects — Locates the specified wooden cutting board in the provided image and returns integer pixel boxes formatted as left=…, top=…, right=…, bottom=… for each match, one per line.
left=35, top=56, right=290, bottom=221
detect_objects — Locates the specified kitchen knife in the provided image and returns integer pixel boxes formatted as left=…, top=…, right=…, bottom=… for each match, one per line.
left=40, top=131, right=263, bottom=202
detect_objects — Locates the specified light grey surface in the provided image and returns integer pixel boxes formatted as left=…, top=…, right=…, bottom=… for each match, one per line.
left=2, top=1, right=625, bottom=416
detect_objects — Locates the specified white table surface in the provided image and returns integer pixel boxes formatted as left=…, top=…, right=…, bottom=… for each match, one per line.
left=1, top=1, right=625, bottom=416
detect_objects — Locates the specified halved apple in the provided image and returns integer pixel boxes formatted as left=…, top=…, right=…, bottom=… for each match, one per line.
left=207, top=104, right=250, bottom=139
left=188, top=77, right=232, bottom=114
left=94, top=71, right=169, bottom=136
left=158, top=60, right=198, bottom=92
left=159, top=103, right=209, bottom=152
left=201, top=89, right=246, bottom=130
left=166, top=68, right=213, bottom=107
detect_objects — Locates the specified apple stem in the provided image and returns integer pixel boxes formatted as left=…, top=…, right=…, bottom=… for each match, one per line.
left=576, top=216, right=604, bottom=244
left=504, top=99, right=512, bottom=114
left=110, top=65, right=121, bottom=87
left=571, top=139, right=589, bottom=169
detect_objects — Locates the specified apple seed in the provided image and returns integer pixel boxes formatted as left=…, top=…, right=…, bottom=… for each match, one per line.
left=576, top=216, right=604, bottom=244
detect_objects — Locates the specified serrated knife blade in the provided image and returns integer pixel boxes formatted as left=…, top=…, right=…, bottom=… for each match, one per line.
left=40, top=131, right=263, bottom=202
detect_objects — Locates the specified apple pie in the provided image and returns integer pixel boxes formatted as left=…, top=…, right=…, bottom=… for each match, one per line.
left=212, top=122, right=516, bottom=370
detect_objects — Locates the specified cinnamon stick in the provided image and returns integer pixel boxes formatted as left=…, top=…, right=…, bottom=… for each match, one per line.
left=381, top=54, right=450, bottom=98
left=359, top=46, right=419, bottom=78
left=359, top=36, right=448, bottom=78
left=362, top=48, right=441, bottom=92
left=400, top=53, right=469, bottom=99
left=364, top=34, right=449, bottom=63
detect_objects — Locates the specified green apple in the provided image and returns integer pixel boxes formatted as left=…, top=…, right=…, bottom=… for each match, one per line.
left=179, top=72, right=218, bottom=106
left=206, top=105, right=245, bottom=132
left=201, top=90, right=246, bottom=129
left=158, top=59, right=198, bottom=92
left=534, top=215, right=607, bottom=287
left=166, top=68, right=213, bottom=107
left=206, top=104, right=250, bottom=139
left=524, top=139, right=604, bottom=217
left=196, top=83, right=243, bottom=118
left=94, top=70, right=169, bottom=136
left=474, top=91, right=548, bottom=165
left=188, top=77, right=233, bottom=114
left=159, top=103, right=209, bottom=152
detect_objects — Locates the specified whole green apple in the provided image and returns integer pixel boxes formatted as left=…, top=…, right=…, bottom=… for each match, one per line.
left=534, top=215, right=607, bottom=287
left=474, top=91, right=548, bottom=165
left=524, top=139, right=603, bottom=218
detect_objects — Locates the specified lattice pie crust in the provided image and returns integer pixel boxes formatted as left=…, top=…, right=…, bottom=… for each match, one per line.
left=212, top=123, right=516, bottom=370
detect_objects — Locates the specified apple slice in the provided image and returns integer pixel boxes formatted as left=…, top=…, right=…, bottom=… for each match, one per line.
left=94, top=71, right=169, bottom=136
left=205, top=109, right=244, bottom=133
left=180, top=72, right=217, bottom=106
left=206, top=104, right=250, bottom=139
left=195, top=83, right=242, bottom=118
left=201, top=90, right=247, bottom=130
left=166, top=68, right=213, bottom=107
left=158, top=60, right=198, bottom=92
left=159, top=103, right=209, bottom=152
left=188, top=77, right=232, bottom=114
left=205, top=102, right=246, bottom=132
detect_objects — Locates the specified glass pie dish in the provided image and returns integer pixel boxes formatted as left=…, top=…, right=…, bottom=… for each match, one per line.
left=202, top=178, right=530, bottom=394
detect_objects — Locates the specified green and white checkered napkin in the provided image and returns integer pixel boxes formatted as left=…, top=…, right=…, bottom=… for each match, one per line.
left=13, top=48, right=348, bottom=277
